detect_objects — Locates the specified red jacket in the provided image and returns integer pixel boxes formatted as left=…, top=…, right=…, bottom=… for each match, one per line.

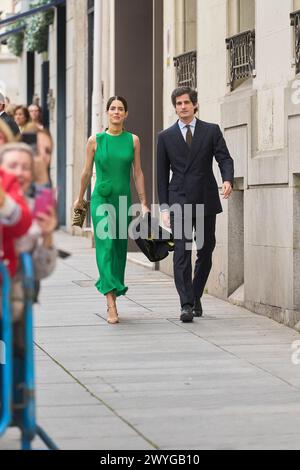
left=0, top=169, right=32, bottom=276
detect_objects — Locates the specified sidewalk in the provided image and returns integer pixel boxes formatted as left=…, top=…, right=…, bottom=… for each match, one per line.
left=1, top=230, right=300, bottom=450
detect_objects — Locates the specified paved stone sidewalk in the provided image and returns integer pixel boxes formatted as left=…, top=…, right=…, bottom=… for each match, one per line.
left=1, top=231, right=300, bottom=450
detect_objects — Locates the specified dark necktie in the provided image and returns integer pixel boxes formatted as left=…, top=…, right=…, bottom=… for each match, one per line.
left=185, top=125, right=193, bottom=148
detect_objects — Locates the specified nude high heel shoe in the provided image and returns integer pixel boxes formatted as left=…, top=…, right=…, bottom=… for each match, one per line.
left=107, top=302, right=119, bottom=324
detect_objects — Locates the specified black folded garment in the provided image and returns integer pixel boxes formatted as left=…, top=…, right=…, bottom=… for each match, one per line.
left=57, top=249, right=71, bottom=259
left=133, top=213, right=174, bottom=262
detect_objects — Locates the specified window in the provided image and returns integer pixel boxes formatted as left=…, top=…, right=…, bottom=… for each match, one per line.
left=228, top=0, right=255, bottom=37
left=226, top=0, right=255, bottom=90
left=174, top=0, right=197, bottom=88
left=291, top=1, right=300, bottom=75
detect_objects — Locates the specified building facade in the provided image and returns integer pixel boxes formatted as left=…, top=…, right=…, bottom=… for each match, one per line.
left=193, top=0, right=300, bottom=329
left=161, top=0, right=300, bottom=329
left=1, top=0, right=300, bottom=328
left=0, top=0, right=20, bottom=102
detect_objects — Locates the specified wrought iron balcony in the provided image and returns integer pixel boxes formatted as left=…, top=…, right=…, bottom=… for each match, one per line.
left=226, top=30, right=256, bottom=91
left=290, top=10, right=300, bottom=75
left=173, top=50, right=197, bottom=89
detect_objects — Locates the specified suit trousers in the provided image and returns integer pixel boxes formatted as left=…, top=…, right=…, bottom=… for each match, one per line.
left=171, top=214, right=216, bottom=307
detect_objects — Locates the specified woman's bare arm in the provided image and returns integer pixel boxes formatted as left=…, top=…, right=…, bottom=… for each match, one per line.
left=132, top=134, right=150, bottom=214
left=74, top=135, right=96, bottom=208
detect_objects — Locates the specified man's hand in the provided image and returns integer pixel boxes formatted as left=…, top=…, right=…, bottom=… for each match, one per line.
left=221, top=181, right=233, bottom=199
left=161, top=211, right=171, bottom=229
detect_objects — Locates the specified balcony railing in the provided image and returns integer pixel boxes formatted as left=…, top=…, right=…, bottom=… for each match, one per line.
left=226, top=30, right=256, bottom=91
left=173, top=50, right=197, bottom=89
left=290, top=10, right=300, bottom=75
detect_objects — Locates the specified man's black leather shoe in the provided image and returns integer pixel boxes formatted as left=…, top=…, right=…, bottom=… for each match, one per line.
left=193, top=298, right=203, bottom=317
left=180, top=305, right=194, bottom=323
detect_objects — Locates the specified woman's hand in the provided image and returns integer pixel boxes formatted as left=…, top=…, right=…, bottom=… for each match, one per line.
left=73, top=198, right=84, bottom=210
left=35, top=206, right=57, bottom=236
left=141, top=203, right=151, bottom=217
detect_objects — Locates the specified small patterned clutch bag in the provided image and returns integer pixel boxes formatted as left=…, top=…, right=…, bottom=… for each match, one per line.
left=72, top=200, right=88, bottom=228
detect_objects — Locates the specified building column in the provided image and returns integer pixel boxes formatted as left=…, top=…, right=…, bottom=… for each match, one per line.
left=92, top=0, right=103, bottom=135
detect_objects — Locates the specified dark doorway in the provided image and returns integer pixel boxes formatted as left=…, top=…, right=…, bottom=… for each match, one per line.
left=41, top=60, right=49, bottom=129
left=26, top=52, right=35, bottom=106
left=115, top=0, right=163, bottom=251
left=56, top=3, right=67, bottom=225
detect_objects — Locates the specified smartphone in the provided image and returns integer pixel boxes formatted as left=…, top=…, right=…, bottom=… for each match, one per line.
left=33, top=188, right=55, bottom=217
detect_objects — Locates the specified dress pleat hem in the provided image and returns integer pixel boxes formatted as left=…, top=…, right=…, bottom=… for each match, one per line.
left=95, top=279, right=128, bottom=297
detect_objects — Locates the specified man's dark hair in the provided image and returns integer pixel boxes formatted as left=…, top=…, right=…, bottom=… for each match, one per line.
left=171, top=86, right=198, bottom=111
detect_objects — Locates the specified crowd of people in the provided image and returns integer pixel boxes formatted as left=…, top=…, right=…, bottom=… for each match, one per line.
left=0, top=91, right=57, bottom=354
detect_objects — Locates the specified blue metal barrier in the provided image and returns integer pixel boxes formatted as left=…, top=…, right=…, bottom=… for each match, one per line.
left=20, top=253, right=36, bottom=449
left=0, top=254, right=58, bottom=450
left=0, top=261, right=12, bottom=436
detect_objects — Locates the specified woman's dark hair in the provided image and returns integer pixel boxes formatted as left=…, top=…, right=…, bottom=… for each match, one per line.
left=171, top=87, right=198, bottom=113
left=14, top=105, right=30, bottom=123
left=106, top=96, right=128, bottom=112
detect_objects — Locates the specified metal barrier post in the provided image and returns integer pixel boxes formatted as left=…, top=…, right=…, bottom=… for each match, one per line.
left=20, top=253, right=36, bottom=449
left=0, top=262, right=12, bottom=436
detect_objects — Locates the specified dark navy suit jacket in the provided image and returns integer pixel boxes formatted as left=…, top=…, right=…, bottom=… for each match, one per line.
left=157, top=118, right=234, bottom=216
left=0, top=112, right=20, bottom=136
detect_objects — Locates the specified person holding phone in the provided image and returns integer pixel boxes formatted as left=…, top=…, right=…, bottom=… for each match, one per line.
left=0, top=168, right=32, bottom=276
left=0, top=143, right=57, bottom=273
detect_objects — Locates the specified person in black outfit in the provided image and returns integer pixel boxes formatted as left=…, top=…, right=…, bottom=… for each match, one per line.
left=157, top=87, right=234, bottom=322
left=0, top=92, right=20, bottom=136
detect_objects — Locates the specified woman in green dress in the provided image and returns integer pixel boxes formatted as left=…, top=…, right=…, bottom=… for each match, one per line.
left=74, top=97, right=149, bottom=324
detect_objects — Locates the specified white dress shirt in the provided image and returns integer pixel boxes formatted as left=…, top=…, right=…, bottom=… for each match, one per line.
left=178, top=117, right=197, bottom=141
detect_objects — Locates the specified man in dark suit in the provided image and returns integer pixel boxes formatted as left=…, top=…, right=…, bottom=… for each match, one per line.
left=0, top=92, right=20, bottom=136
left=157, top=86, right=234, bottom=322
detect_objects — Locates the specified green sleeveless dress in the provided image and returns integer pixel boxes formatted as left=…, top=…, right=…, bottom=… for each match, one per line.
left=91, top=131, right=134, bottom=297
